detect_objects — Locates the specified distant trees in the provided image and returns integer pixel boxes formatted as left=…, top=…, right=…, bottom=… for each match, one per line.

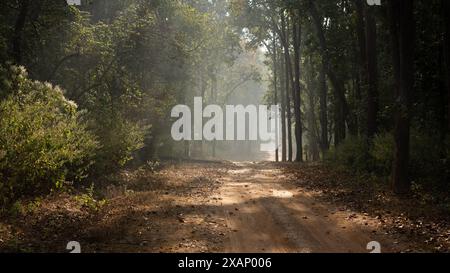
left=232, top=0, right=304, bottom=161
left=233, top=0, right=448, bottom=194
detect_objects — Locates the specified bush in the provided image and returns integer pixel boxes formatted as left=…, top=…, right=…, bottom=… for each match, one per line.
left=0, top=66, right=98, bottom=205
left=325, top=135, right=372, bottom=173
left=371, top=131, right=446, bottom=179
left=371, top=132, right=395, bottom=176
left=328, top=130, right=449, bottom=197
left=90, top=113, right=147, bottom=173
left=409, top=131, right=443, bottom=179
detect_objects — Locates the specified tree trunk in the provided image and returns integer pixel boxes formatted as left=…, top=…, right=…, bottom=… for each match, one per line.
left=281, top=12, right=293, bottom=162
left=389, top=0, right=415, bottom=194
left=354, top=0, right=366, bottom=136
left=365, top=5, right=379, bottom=139
left=280, top=48, right=288, bottom=162
left=12, top=0, right=30, bottom=64
left=443, top=0, right=450, bottom=133
left=334, top=94, right=345, bottom=146
left=355, top=0, right=367, bottom=86
left=197, top=72, right=207, bottom=158
left=308, top=0, right=348, bottom=146
left=210, top=72, right=217, bottom=158
left=271, top=35, right=280, bottom=162
left=306, top=56, right=321, bottom=161
left=292, top=17, right=303, bottom=162
left=319, top=60, right=329, bottom=154
left=285, top=54, right=293, bottom=163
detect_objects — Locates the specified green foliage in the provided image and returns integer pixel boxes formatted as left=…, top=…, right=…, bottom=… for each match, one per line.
left=325, top=136, right=372, bottom=173
left=371, top=133, right=395, bottom=176
left=92, top=114, right=147, bottom=172
left=409, top=131, right=444, bottom=179
left=371, top=131, right=446, bottom=179
left=0, top=0, right=245, bottom=207
left=7, top=198, right=42, bottom=217
left=0, top=66, right=98, bottom=205
left=74, top=184, right=106, bottom=211
left=329, top=131, right=449, bottom=193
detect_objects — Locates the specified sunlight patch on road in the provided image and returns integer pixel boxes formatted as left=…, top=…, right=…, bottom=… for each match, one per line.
left=229, top=168, right=252, bottom=175
left=272, top=190, right=294, bottom=199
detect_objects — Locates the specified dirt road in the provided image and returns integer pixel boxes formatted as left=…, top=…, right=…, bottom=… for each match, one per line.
left=210, top=162, right=398, bottom=253
left=1, top=161, right=415, bottom=253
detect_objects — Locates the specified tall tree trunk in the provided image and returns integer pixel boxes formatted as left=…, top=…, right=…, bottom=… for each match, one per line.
left=292, top=16, right=303, bottom=162
left=389, top=0, right=415, bottom=194
left=354, top=0, right=366, bottom=136
left=285, top=53, right=293, bottom=162
left=334, top=95, right=345, bottom=146
left=307, top=55, right=321, bottom=161
left=319, top=59, right=329, bottom=154
left=210, top=72, right=217, bottom=158
left=271, top=35, right=280, bottom=162
left=12, top=0, right=30, bottom=64
left=280, top=48, right=288, bottom=162
left=443, top=0, right=450, bottom=133
left=183, top=82, right=190, bottom=159
left=365, top=5, right=379, bottom=139
left=281, top=12, right=293, bottom=161
left=197, top=72, right=207, bottom=158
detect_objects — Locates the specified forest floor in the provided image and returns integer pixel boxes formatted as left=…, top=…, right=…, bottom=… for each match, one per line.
left=0, top=160, right=449, bottom=253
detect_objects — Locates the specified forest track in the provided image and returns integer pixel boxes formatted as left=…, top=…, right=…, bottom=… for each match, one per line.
left=0, top=161, right=414, bottom=253
left=213, top=162, right=400, bottom=253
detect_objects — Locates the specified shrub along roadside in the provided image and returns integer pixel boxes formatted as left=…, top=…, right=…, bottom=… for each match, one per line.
left=0, top=66, right=99, bottom=207
left=325, top=132, right=450, bottom=206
